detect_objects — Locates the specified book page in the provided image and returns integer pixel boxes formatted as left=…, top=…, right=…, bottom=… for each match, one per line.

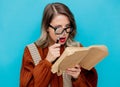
left=79, top=46, right=108, bottom=70
left=51, top=45, right=108, bottom=76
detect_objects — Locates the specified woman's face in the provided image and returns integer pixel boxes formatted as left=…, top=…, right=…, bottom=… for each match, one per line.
left=48, top=14, right=70, bottom=45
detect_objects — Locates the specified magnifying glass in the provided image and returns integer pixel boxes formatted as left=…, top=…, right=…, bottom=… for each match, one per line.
left=56, top=37, right=60, bottom=43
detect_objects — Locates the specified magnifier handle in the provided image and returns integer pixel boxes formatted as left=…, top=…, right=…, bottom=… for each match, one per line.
left=52, top=38, right=60, bottom=64
left=56, top=38, right=59, bottom=43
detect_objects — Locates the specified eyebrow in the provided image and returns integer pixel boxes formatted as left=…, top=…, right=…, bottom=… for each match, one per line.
left=53, top=23, right=71, bottom=28
left=66, top=24, right=71, bottom=27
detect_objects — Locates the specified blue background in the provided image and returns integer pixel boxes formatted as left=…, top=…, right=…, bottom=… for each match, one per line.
left=0, top=0, right=120, bottom=87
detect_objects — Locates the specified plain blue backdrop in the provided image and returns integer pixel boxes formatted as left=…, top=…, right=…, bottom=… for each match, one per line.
left=0, top=0, right=120, bottom=87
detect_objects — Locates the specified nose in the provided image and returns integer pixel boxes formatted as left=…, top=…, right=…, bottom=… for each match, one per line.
left=62, top=30, right=67, bottom=36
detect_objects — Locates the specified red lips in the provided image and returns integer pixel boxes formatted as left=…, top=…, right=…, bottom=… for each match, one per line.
left=59, top=37, right=66, bottom=43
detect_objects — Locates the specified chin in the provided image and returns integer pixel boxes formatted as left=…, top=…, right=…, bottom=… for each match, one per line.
left=60, top=42, right=66, bottom=45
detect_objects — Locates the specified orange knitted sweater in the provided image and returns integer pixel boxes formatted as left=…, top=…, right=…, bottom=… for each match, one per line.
left=20, top=45, right=98, bottom=87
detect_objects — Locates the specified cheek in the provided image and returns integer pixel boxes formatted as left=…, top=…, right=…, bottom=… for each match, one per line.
left=49, top=31, right=57, bottom=41
left=66, top=34, right=69, bottom=39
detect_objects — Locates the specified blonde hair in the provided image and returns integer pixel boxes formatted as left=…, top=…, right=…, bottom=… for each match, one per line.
left=35, top=2, right=79, bottom=48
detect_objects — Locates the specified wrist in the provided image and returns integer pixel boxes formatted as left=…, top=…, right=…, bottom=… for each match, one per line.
left=72, top=74, right=80, bottom=81
left=46, top=57, right=53, bottom=63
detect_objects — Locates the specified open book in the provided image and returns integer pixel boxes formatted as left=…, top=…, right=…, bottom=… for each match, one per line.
left=51, top=45, right=108, bottom=76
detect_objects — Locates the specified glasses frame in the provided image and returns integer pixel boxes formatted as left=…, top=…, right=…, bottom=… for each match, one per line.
left=49, top=24, right=73, bottom=35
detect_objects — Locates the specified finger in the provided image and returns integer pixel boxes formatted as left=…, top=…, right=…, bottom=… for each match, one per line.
left=52, top=49, right=60, bottom=54
left=66, top=70, right=75, bottom=75
left=67, top=68, right=79, bottom=72
left=54, top=48, right=60, bottom=51
left=66, top=70, right=78, bottom=76
left=52, top=43, right=61, bottom=48
left=75, top=64, right=80, bottom=67
left=49, top=46, right=60, bottom=52
left=75, top=64, right=80, bottom=69
left=54, top=52, right=60, bottom=56
left=66, top=70, right=80, bottom=79
left=53, top=51, right=60, bottom=56
left=56, top=54, right=60, bottom=57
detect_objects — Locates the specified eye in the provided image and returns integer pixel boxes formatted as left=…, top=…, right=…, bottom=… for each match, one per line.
left=65, top=24, right=71, bottom=28
left=54, top=25, right=62, bottom=29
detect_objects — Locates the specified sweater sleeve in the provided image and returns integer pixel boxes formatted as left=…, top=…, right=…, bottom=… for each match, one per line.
left=20, top=47, right=52, bottom=87
left=72, top=68, right=98, bottom=87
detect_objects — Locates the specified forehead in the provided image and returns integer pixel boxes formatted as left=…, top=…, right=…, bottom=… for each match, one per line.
left=50, top=14, right=70, bottom=25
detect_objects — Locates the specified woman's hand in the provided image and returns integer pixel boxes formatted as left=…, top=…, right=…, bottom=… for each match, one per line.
left=46, top=43, right=61, bottom=63
left=66, top=64, right=81, bottom=79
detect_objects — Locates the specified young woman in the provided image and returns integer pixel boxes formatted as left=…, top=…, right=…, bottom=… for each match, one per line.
left=20, top=2, right=98, bottom=87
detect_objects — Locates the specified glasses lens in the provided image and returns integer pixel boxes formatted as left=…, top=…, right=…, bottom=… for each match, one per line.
left=55, top=27, right=72, bottom=34
left=49, top=24, right=72, bottom=35
left=66, top=28, right=71, bottom=33
left=55, top=27, right=63, bottom=34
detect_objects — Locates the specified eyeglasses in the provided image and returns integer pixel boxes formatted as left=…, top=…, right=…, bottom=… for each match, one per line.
left=49, top=24, right=73, bottom=35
